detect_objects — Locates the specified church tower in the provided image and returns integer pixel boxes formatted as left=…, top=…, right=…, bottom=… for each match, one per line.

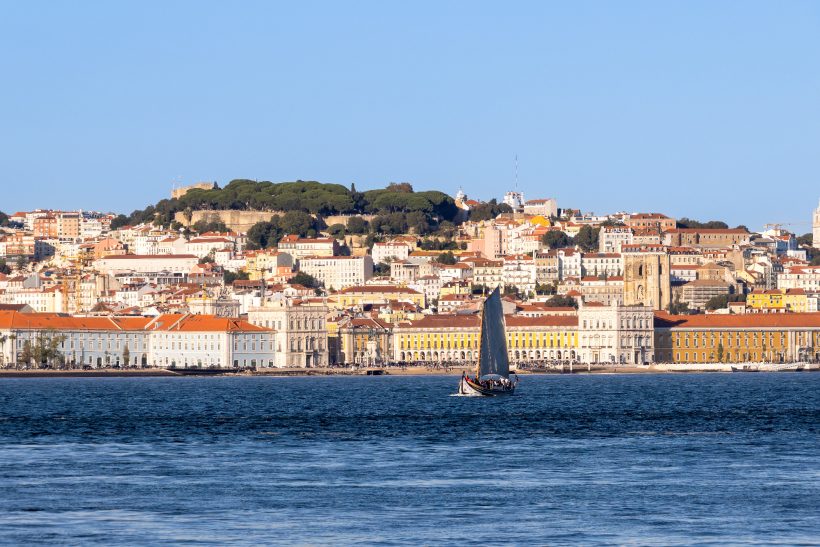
left=814, top=199, right=820, bottom=249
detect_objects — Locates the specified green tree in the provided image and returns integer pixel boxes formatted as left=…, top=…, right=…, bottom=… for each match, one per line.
left=290, top=271, right=321, bottom=288
left=122, top=344, right=131, bottom=368
left=676, top=218, right=730, bottom=229
left=535, top=282, right=557, bottom=295
left=280, top=210, right=321, bottom=236
left=717, top=342, right=724, bottom=363
left=545, top=295, right=578, bottom=308
left=469, top=199, right=512, bottom=222
left=797, top=233, right=813, bottom=247
left=705, top=293, right=746, bottom=311
left=574, top=225, right=600, bottom=252
left=373, top=262, right=391, bottom=276
left=192, top=219, right=229, bottom=233
left=541, top=231, right=572, bottom=249
left=224, top=270, right=250, bottom=285
left=30, top=331, right=67, bottom=368
left=668, top=294, right=689, bottom=315
left=110, top=214, right=130, bottom=230
left=326, top=223, right=346, bottom=239
left=18, top=340, right=32, bottom=367
left=346, top=216, right=369, bottom=234
left=0, top=259, right=10, bottom=275
left=0, top=211, right=8, bottom=226
left=437, top=251, right=457, bottom=265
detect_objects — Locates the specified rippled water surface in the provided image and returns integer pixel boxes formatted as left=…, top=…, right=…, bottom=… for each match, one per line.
left=0, top=374, right=817, bottom=545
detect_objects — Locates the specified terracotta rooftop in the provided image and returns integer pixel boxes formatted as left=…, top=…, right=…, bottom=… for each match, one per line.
left=338, top=285, right=421, bottom=294
left=654, top=312, right=820, bottom=329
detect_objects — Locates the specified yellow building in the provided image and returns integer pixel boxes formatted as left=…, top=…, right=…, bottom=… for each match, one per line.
left=746, top=289, right=808, bottom=313
left=392, top=314, right=579, bottom=364
left=333, top=285, right=425, bottom=309
left=338, top=317, right=392, bottom=365
left=528, top=215, right=552, bottom=228
left=654, top=312, right=820, bottom=363
left=245, top=250, right=293, bottom=281
left=440, top=281, right=472, bottom=298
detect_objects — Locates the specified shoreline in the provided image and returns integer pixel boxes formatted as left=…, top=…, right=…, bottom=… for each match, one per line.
left=0, top=364, right=813, bottom=378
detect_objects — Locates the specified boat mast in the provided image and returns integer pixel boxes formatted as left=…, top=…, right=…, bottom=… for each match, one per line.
left=475, top=299, right=485, bottom=378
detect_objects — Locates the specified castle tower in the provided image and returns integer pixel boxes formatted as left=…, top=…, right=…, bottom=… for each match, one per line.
left=623, top=252, right=671, bottom=311
left=813, top=198, right=820, bottom=249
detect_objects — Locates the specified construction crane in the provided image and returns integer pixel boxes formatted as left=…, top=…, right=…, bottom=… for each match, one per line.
left=763, top=222, right=811, bottom=233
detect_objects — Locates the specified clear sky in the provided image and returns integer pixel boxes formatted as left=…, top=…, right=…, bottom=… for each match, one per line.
left=1, top=1, right=819, bottom=231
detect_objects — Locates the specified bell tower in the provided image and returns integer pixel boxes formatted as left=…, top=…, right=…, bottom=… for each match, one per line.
left=813, top=199, right=820, bottom=249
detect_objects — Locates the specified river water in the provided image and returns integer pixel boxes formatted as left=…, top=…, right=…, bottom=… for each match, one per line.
left=0, top=374, right=817, bottom=545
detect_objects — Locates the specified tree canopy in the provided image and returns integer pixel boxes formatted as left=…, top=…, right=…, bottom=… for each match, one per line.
left=246, top=211, right=325, bottom=250
left=116, top=180, right=460, bottom=234
left=541, top=231, right=573, bottom=249
left=677, top=218, right=730, bottom=229
left=468, top=199, right=512, bottom=222
left=705, top=293, right=746, bottom=311
left=289, top=271, right=320, bottom=289
left=544, top=295, right=578, bottom=308
left=573, top=226, right=600, bottom=252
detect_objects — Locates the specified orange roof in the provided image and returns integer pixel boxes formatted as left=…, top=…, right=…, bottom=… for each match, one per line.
left=0, top=311, right=153, bottom=331
left=654, top=312, right=820, bottom=329
left=151, top=314, right=267, bottom=332
left=338, top=285, right=421, bottom=295
left=0, top=311, right=267, bottom=333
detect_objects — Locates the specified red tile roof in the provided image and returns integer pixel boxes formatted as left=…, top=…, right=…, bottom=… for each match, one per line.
left=654, top=312, right=820, bottom=329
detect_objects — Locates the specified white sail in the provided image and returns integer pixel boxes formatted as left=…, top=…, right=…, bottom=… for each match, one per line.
left=478, top=287, right=510, bottom=379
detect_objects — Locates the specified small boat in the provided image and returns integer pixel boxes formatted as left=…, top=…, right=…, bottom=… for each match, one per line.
left=731, top=365, right=760, bottom=372
left=458, top=287, right=517, bottom=396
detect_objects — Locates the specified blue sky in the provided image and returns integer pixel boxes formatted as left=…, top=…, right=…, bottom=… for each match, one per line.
left=1, top=1, right=819, bottom=231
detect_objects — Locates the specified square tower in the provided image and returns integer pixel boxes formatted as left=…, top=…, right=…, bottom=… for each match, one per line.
left=623, top=252, right=671, bottom=310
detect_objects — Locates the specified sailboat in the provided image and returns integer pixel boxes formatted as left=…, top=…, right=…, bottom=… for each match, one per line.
left=458, top=287, right=517, bottom=396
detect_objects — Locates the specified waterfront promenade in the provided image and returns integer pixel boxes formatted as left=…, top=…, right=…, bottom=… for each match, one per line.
left=0, top=363, right=816, bottom=378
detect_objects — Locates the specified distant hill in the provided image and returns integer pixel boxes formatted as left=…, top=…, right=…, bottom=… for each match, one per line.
left=112, top=180, right=459, bottom=230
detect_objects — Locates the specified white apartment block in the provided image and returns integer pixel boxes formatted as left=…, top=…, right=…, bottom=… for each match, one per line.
left=557, top=249, right=582, bottom=280
left=777, top=265, right=820, bottom=293
left=298, top=255, right=373, bottom=289
left=577, top=303, right=654, bottom=365
left=502, top=255, right=537, bottom=294
left=599, top=226, right=633, bottom=253
left=581, top=253, right=622, bottom=277
left=0, top=312, right=274, bottom=369
left=247, top=298, right=329, bottom=368
left=372, top=241, right=412, bottom=264
left=96, top=254, right=199, bottom=275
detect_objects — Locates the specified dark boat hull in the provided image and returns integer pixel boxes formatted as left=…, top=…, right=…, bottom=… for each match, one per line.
left=459, top=376, right=515, bottom=397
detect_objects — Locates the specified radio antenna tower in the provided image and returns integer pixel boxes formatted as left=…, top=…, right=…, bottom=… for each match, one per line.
left=514, top=154, right=519, bottom=191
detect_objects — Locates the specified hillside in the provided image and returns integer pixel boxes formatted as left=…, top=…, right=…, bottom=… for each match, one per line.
left=112, top=180, right=460, bottom=231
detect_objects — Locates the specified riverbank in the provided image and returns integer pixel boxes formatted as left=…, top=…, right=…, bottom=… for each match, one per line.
left=1, top=364, right=814, bottom=378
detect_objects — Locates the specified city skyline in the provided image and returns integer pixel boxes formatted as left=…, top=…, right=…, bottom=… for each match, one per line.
left=2, top=1, right=819, bottom=229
